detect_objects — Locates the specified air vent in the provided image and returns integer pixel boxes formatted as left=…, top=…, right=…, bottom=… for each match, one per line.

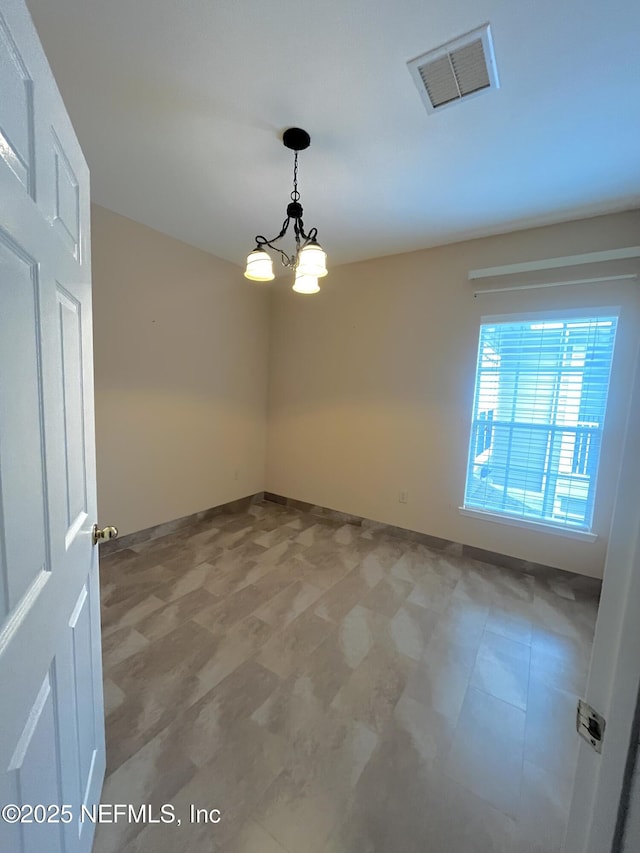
left=408, top=24, right=499, bottom=113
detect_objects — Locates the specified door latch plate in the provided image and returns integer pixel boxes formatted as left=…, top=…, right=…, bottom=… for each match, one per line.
left=576, top=699, right=606, bottom=753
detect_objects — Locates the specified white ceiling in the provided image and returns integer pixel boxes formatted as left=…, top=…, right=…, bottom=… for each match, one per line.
left=25, top=0, right=640, bottom=269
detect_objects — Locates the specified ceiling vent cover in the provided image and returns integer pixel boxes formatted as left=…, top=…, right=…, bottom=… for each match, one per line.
left=408, top=24, right=499, bottom=113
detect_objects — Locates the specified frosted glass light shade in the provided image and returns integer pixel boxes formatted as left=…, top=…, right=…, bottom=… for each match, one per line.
left=292, top=273, right=320, bottom=294
left=297, top=242, right=327, bottom=277
left=244, top=249, right=274, bottom=281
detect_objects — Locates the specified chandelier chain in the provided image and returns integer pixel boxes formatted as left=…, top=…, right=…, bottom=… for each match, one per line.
left=290, top=151, right=300, bottom=202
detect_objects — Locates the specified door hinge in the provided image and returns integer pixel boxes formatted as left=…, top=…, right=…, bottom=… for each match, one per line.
left=576, top=699, right=606, bottom=753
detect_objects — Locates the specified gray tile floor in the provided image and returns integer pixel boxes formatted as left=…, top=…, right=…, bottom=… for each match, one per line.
left=93, top=501, right=599, bottom=853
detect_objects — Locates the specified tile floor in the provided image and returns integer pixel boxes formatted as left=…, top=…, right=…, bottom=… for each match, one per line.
left=93, top=501, right=599, bottom=853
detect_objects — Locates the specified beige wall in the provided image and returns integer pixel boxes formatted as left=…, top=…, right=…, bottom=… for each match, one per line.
left=266, top=210, right=640, bottom=578
left=91, top=204, right=269, bottom=536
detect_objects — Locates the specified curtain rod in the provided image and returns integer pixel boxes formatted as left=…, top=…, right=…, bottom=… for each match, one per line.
left=468, top=247, right=640, bottom=280
left=473, top=273, right=637, bottom=297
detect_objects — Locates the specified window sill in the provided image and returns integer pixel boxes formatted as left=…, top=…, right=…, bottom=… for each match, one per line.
left=458, top=507, right=598, bottom=542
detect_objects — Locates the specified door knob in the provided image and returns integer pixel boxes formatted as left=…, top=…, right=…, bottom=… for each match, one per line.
left=92, top=524, right=119, bottom=546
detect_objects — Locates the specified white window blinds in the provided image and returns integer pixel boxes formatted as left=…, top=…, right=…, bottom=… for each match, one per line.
left=464, top=316, right=618, bottom=531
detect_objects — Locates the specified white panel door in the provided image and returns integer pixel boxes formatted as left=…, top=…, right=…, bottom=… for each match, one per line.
left=564, top=345, right=640, bottom=850
left=0, top=2, right=106, bottom=852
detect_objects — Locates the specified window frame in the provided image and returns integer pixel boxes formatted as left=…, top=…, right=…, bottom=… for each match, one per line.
left=459, top=307, right=621, bottom=540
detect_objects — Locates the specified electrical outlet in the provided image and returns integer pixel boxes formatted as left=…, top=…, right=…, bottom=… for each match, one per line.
left=234, top=469, right=239, bottom=481
left=399, top=490, right=408, bottom=504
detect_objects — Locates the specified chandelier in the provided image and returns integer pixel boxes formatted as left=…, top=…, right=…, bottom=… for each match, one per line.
left=244, top=128, right=327, bottom=294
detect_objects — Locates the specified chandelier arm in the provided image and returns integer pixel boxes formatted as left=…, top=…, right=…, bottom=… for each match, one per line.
left=296, top=223, right=318, bottom=244
left=272, top=245, right=295, bottom=268
left=293, top=220, right=302, bottom=257
left=258, top=240, right=294, bottom=268
left=253, top=231, right=295, bottom=268
left=254, top=216, right=292, bottom=249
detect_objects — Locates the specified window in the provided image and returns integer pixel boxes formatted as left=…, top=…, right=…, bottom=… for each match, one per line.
left=463, top=315, right=618, bottom=532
